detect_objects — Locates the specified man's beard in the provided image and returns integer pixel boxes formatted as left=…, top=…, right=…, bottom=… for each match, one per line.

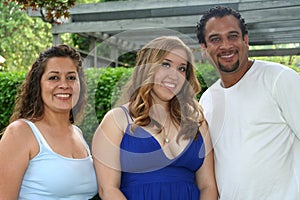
left=218, top=60, right=240, bottom=73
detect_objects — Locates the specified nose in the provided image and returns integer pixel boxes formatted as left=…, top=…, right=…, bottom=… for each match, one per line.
left=58, top=78, right=70, bottom=89
left=167, top=67, right=179, bottom=79
left=220, top=38, right=232, bottom=49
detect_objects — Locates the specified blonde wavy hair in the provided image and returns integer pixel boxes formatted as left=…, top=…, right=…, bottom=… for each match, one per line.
left=120, top=36, right=205, bottom=140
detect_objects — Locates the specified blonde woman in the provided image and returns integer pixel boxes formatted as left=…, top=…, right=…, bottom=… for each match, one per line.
left=93, top=36, right=217, bottom=200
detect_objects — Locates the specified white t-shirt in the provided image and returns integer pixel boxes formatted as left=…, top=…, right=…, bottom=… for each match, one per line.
left=200, top=60, right=300, bottom=200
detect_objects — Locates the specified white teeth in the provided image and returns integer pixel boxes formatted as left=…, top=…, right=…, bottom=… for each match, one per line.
left=221, top=53, right=234, bottom=58
left=55, top=94, right=70, bottom=98
left=164, top=82, right=176, bottom=88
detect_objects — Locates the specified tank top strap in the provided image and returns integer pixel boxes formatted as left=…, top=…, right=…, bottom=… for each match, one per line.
left=119, top=105, right=133, bottom=124
left=72, top=125, right=91, bottom=156
left=22, top=119, right=53, bottom=151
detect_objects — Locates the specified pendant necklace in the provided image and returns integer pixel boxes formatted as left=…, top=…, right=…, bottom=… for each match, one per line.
left=163, top=118, right=171, bottom=144
left=164, top=134, right=170, bottom=143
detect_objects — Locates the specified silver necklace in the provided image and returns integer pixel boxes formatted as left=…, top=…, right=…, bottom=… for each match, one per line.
left=163, top=119, right=171, bottom=144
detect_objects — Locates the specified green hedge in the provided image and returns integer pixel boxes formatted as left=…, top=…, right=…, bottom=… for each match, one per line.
left=0, top=65, right=214, bottom=145
left=82, top=67, right=134, bottom=145
left=0, top=71, right=26, bottom=129
left=1, top=63, right=298, bottom=145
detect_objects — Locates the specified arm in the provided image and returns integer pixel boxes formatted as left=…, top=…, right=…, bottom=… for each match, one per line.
left=0, top=120, right=37, bottom=199
left=196, top=150, right=218, bottom=200
left=92, top=108, right=128, bottom=200
left=273, top=68, right=300, bottom=185
left=196, top=122, right=218, bottom=200
left=273, top=68, right=300, bottom=139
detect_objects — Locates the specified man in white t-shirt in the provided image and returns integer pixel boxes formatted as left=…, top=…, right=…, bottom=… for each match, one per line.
left=196, top=6, right=300, bottom=199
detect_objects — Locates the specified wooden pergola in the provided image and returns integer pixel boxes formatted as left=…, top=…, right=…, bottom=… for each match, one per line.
left=28, top=0, right=300, bottom=67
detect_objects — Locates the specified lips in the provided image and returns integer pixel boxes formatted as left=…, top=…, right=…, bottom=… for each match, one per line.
left=220, top=53, right=235, bottom=58
left=163, top=82, right=176, bottom=89
left=219, top=49, right=236, bottom=57
left=161, top=81, right=179, bottom=95
left=54, top=93, right=71, bottom=98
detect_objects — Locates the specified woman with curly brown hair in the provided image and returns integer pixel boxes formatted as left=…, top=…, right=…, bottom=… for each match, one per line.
left=0, top=44, right=97, bottom=199
left=92, top=36, right=217, bottom=200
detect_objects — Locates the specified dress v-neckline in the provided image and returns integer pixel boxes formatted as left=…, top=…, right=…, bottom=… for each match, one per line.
left=127, top=125, right=192, bottom=161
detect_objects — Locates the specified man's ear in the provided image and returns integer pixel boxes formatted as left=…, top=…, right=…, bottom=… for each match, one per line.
left=200, top=43, right=207, bottom=59
left=244, top=34, right=249, bottom=49
left=200, top=43, right=206, bottom=50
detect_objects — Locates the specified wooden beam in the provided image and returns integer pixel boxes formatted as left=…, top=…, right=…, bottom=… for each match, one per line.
left=69, top=0, right=238, bottom=14
left=27, top=0, right=300, bottom=56
left=249, top=48, right=300, bottom=57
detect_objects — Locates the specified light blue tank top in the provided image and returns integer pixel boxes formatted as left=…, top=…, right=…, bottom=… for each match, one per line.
left=18, top=120, right=98, bottom=200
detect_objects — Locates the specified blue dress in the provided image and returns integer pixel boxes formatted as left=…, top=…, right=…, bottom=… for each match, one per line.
left=120, top=118, right=205, bottom=199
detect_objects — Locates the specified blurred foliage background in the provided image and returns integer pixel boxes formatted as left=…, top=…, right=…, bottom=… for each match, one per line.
left=0, top=0, right=126, bottom=71
left=0, top=65, right=211, bottom=145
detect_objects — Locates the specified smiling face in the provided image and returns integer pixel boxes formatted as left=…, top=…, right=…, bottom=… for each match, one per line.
left=40, top=57, right=80, bottom=115
left=152, top=48, right=187, bottom=104
left=202, top=15, right=249, bottom=77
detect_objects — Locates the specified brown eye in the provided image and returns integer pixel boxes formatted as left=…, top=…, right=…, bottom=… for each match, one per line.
left=228, top=34, right=238, bottom=40
left=161, top=61, right=171, bottom=68
left=210, top=37, right=221, bottom=43
left=178, top=66, right=187, bottom=72
left=49, top=76, right=59, bottom=80
left=67, top=75, right=77, bottom=81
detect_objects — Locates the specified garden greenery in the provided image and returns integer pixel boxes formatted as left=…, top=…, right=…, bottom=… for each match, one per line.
left=0, top=62, right=298, bottom=145
left=5, top=0, right=76, bottom=24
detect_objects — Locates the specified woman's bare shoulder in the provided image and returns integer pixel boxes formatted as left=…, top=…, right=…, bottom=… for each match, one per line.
left=3, top=119, right=33, bottom=137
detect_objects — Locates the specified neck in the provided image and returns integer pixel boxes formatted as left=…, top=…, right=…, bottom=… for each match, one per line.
left=149, top=103, right=169, bottom=123
left=41, top=110, right=72, bottom=127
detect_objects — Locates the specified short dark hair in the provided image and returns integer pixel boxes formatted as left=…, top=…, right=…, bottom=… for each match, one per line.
left=196, top=6, right=248, bottom=46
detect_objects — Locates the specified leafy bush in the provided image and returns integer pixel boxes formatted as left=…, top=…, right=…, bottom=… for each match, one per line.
left=81, top=67, right=132, bottom=145
left=0, top=67, right=208, bottom=144
left=0, top=71, right=26, bottom=131
left=94, top=67, right=132, bottom=122
left=1, top=62, right=296, bottom=144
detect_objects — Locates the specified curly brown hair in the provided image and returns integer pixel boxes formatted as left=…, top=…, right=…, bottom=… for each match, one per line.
left=9, top=44, right=87, bottom=124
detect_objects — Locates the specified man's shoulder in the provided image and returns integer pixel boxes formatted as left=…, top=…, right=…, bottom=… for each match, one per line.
left=199, top=79, right=222, bottom=103
left=254, top=60, right=290, bottom=71
left=252, top=60, right=293, bottom=79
